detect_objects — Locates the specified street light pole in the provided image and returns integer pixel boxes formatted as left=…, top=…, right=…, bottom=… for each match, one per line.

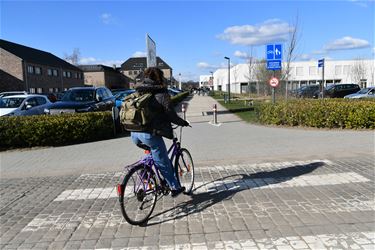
left=209, top=71, right=213, bottom=91
left=224, top=56, right=230, bottom=102
left=178, top=73, right=182, bottom=89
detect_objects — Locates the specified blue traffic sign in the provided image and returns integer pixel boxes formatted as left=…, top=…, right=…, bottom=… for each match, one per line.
left=267, top=60, right=282, bottom=70
left=318, top=58, right=325, bottom=67
left=266, top=44, right=282, bottom=70
left=266, top=44, right=282, bottom=60
left=266, top=45, right=274, bottom=60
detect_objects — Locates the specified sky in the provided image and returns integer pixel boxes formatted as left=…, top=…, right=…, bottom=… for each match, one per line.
left=1, top=0, right=374, bottom=81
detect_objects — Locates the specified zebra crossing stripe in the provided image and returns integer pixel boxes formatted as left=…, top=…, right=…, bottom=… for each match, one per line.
left=54, top=171, right=369, bottom=201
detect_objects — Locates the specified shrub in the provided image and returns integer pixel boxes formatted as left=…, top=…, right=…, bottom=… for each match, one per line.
left=0, top=112, right=114, bottom=150
left=0, top=92, right=190, bottom=150
left=255, top=99, right=375, bottom=129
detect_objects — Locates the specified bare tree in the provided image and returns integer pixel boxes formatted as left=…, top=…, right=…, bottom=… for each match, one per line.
left=255, top=59, right=273, bottom=96
left=351, top=58, right=367, bottom=87
left=282, top=14, right=300, bottom=99
left=64, top=48, right=81, bottom=65
left=244, top=46, right=256, bottom=95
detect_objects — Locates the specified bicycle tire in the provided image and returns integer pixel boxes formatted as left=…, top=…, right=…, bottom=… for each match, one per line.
left=119, top=164, right=157, bottom=225
left=175, top=148, right=195, bottom=194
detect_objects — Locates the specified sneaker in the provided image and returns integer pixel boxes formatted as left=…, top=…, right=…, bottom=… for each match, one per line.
left=171, top=187, right=186, bottom=197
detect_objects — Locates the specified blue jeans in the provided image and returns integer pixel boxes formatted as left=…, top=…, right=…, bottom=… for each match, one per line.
left=131, top=132, right=180, bottom=190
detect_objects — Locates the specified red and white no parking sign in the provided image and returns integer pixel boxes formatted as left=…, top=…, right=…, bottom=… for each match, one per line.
left=269, top=77, right=279, bottom=88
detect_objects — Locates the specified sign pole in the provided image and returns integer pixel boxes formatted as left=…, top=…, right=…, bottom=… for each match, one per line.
left=322, top=62, right=325, bottom=99
left=272, top=71, right=275, bottom=104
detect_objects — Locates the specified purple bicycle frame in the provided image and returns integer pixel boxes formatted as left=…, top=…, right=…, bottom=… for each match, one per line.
left=124, top=137, right=180, bottom=192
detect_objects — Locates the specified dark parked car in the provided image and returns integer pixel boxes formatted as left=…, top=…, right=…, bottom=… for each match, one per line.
left=313, top=84, right=361, bottom=98
left=323, top=84, right=361, bottom=98
left=44, top=87, right=115, bottom=114
left=296, top=85, right=320, bottom=98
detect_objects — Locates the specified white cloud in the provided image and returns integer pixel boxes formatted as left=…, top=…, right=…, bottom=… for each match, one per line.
left=234, top=50, right=249, bottom=59
left=297, top=54, right=314, bottom=61
left=349, top=0, right=368, bottom=8
left=79, top=57, right=123, bottom=67
left=324, top=36, right=370, bottom=51
left=197, top=62, right=214, bottom=69
left=217, top=19, right=294, bottom=46
left=100, top=13, right=113, bottom=24
left=132, top=51, right=147, bottom=57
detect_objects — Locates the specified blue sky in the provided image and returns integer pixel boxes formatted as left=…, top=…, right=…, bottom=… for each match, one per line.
left=1, top=0, right=374, bottom=81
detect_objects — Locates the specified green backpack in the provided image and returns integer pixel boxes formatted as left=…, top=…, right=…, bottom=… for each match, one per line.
left=119, top=92, right=154, bottom=131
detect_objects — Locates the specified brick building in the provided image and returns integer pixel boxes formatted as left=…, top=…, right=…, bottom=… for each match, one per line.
left=120, top=57, right=173, bottom=84
left=78, top=64, right=130, bottom=90
left=0, top=39, right=84, bottom=93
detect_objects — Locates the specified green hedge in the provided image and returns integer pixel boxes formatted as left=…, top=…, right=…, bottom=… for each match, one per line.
left=0, top=92, right=190, bottom=150
left=0, top=112, right=114, bottom=150
left=255, top=99, right=375, bottom=129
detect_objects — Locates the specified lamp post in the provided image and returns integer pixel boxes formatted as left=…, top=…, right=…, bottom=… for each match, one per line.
left=209, top=71, right=213, bottom=91
left=224, top=56, right=231, bottom=102
left=178, top=73, right=181, bottom=90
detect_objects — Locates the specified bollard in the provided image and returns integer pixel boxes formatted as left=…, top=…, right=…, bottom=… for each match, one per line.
left=213, top=104, right=217, bottom=124
left=181, top=103, right=186, bottom=120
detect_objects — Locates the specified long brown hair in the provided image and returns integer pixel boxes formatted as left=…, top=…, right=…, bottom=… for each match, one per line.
left=144, top=67, right=165, bottom=86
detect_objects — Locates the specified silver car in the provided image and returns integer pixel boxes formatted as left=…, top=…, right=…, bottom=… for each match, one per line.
left=0, top=94, right=51, bottom=116
left=344, top=87, right=375, bottom=99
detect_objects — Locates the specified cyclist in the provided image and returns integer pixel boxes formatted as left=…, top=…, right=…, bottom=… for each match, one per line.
left=131, top=67, right=190, bottom=197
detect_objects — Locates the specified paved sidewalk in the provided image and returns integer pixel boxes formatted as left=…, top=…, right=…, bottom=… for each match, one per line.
left=0, top=157, right=374, bottom=249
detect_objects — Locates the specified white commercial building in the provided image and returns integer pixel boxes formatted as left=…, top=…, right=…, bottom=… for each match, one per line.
left=203, top=59, right=375, bottom=94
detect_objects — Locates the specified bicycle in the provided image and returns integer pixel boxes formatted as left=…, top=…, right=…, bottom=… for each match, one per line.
left=117, top=126, right=195, bottom=225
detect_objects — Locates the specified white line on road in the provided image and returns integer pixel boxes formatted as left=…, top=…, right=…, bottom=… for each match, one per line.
left=54, top=171, right=369, bottom=201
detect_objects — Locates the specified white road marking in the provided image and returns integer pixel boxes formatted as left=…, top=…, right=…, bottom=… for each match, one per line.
left=54, top=171, right=369, bottom=201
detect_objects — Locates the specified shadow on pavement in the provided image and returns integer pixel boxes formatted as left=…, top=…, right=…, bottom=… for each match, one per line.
left=142, top=161, right=324, bottom=226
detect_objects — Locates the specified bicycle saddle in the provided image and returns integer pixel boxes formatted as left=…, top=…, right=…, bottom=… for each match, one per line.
left=137, top=143, right=151, bottom=151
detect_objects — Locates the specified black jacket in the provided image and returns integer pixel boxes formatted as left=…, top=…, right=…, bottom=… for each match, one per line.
left=135, top=78, right=187, bottom=139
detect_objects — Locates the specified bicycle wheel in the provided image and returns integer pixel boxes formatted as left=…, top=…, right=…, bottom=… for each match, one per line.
left=175, top=148, right=195, bottom=194
left=118, top=164, right=157, bottom=225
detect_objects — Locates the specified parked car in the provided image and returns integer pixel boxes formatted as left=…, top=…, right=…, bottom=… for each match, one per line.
left=344, top=86, right=375, bottom=99
left=296, top=85, right=320, bottom=98
left=0, top=91, right=27, bottom=98
left=314, top=84, right=361, bottom=98
left=114, top=89, right=136, bottom=109
left=323, top=84, right=361, bottom=98
left=0, top=94, right=51, bottom=116
left=44, top=87, right=115, bottom=115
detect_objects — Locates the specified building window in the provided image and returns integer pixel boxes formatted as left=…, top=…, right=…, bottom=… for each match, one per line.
left=335, top=65, right=342, bottom=75
left=67, top=71, right=71, bottom=78
left=133, top=70, right=138, bottom=75
left=35, top=67, right=42, bottom=75
left=27, top=66, right=34, bottom=74
left=129, top=71, right=132, bottom=75
left=37, top=88, right=43, bottom=93
left=48, top=69, right=52, bottom=76
left=54, top=88, right=59, bottom=92
left=309, top=66, right=317, bottom=76
left=49, top=88, right=54, bottom=93
left=29, top=88, right=36, bottom=93
left=296, top=67, right=303, bottom=76
left=343, top=65, right=350, bottom=75
left=63, top=71, right=67, bottom=77
left=53, top=69, right=58, bottom=76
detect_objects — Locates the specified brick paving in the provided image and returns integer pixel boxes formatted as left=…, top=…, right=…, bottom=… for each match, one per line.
left=1, top=157, right=374, bottom=249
